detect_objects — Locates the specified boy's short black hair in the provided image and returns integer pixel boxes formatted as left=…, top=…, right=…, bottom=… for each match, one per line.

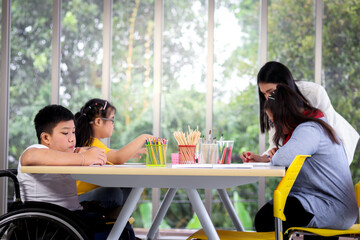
left=34, top=105, right=74, bottom=143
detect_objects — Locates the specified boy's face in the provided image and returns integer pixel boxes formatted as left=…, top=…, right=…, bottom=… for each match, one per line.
left=41, top=120, right=76, bottom=152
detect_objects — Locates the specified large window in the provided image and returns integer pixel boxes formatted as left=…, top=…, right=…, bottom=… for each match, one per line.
left=268, top=0, right=315, bottom=81
left=8, top=0, right=53, bottom=168
left=60, top=0, right=104, bottom=112
left=323, top=0, right=360, bottom=178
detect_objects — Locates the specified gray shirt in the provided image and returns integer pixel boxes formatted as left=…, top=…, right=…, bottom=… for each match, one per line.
left=17, top=144, right=82, bottom=211
left=271, top=118, right=357, bottom=229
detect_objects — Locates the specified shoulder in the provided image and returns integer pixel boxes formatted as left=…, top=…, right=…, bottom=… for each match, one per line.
left=294, top=120, right=325, bottom=136
left=296, top=81, right=327, bottom=95
left=90, top=138, right=111, bottom=153
left=23, top=144, right=48, bottom=152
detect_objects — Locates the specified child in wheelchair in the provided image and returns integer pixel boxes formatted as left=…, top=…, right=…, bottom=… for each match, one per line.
left=15, top=104, right=135, bottom=239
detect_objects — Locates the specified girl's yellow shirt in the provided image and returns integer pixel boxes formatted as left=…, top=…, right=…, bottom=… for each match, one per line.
left=76, top=138, right=111, bottom=195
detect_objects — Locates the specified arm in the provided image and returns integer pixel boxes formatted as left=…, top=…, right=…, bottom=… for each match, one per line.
left=21, top=147, right=107, bottom=166
left=107, top=134, right=153, bottom=164
left=271, top=123, right=320, bottom=167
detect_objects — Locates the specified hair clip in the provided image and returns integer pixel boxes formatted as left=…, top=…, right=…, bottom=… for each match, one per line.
left=100, top=101, right=108, bottom=111
left=83, top=113, right=86, bottom=116
left=268, top=96, right=275, bottom=100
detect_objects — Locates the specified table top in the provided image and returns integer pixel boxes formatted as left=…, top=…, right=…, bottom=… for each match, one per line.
left=21, top=164, right=285, bottom=177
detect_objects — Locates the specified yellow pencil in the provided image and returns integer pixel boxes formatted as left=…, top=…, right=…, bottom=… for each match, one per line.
left=106, top=161, right=114, bottom=165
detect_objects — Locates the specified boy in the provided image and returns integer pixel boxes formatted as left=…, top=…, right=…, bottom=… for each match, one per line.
left=17, top=105, right=108, bottom=233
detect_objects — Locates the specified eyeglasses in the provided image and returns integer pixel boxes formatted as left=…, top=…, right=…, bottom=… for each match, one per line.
left=101, top=118, right=115, bottom=124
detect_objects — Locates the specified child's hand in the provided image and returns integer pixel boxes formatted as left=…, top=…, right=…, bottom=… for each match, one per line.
left=267, top=147, right=278, bottom=160
left=80, top=147, right=107, bottom=165
left=241, top=151, right=270, bottom=163
left=131, top=147, right=147, bottom=159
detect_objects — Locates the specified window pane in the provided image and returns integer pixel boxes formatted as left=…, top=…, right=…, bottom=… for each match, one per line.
left=111, top=0, right=155, bottom=230
left=162, top=0, right=207, bottom=229
left=60, top=0, right=103, bottom=111
left=111, top=0, right=154, bottom=150
left=213, top=0, right=260, bottom=230
left=268, top=0, right=315, bottom=81
left=323, top=0, right=360, bottom=181
left=9, top=0, right=53, bottom=168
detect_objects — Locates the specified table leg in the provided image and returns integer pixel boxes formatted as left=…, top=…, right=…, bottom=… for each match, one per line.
left=217, top=188, right=245, bottom=231
left=107, top=187, right=144, bottom=240
left=146, top=188, right=178, bottom=240
left=185, top=189, right=220, bottom=240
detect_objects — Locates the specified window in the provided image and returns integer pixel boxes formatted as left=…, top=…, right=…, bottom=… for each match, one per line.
left=9, top=0, right=53, bottom=169
left=60, top=0, right=103, bottom=111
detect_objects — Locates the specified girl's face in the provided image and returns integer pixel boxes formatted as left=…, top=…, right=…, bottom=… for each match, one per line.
left=259, top=82, right=278, bottom=100
left=101, top=109, right=115, bottom=138
left=265, top=109, right=290, bottom=135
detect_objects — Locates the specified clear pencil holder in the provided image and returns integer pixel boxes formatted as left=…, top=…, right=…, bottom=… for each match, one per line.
left=199, top=143, right=219, bottom=164
left=217, top=140, right=234, bottom=164
left=146, top=144, right=167, bottom=167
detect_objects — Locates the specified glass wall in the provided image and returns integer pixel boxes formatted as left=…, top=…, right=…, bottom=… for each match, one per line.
left=111, top=0, right=156, bottom=229
left=161, top=0, right=208, bottom=229
left=322, top=0, right=360, bottom=178
left=111, top=0, right=154, bottom=150
left=268, top=0, right=315, bottom=81
left=60, top=0, right=104, bottom=112
left=212, top=0, right=260, bottom=230
left=8, top=0, right=53, bottom=169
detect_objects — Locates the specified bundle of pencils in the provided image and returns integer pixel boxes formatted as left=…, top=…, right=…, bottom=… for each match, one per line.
left=146, top=138, right=168, bottom=166
left=173, top=126, right=201, bottom=163
left=173, top=126, right=201, bottom=145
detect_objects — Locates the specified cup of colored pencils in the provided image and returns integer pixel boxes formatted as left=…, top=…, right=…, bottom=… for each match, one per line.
left=146, top=138, right=168, bottom=167
left=217, top=140, right=234, bottom=164
left=173, top=126, right=201, bottom=164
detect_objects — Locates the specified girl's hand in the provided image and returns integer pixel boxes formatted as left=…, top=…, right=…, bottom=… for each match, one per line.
left=267, top=147, right=279, bottom=160
left=131, top=147, right=147, bottom=159
left=241, top=151, right=270, bottom=163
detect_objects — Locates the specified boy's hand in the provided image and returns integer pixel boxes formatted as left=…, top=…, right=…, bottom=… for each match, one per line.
left=80, top=147, right=107, bottom=165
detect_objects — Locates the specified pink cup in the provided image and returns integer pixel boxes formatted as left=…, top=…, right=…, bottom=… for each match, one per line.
left=171, top=153, right=180, bottom=165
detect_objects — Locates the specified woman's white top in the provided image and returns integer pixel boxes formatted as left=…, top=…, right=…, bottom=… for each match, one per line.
left=266, top=81, right=359, bottom=165
left=17, top=144, right=82, bottom=211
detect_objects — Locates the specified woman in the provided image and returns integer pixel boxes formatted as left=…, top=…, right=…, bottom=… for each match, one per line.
left=241, top=61, right=359, bottom=164
left=254, top=84, right=357, bottom=232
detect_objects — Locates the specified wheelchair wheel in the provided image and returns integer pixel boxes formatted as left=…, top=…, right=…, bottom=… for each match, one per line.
left=0, top=207, right=89, bottom=240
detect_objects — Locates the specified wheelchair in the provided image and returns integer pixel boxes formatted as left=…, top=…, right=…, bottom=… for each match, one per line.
left=0, top=169, right=136, bottom=240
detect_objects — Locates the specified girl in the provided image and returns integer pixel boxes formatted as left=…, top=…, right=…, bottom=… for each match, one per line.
left=254, top=84, right=357, bottom=232
left=241, top=61, right=359, bottom=164
left=75, top=98, right=154, bottom=218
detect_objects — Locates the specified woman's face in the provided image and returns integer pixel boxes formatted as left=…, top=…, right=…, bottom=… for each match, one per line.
left=259, top=82, right=278, bottom=100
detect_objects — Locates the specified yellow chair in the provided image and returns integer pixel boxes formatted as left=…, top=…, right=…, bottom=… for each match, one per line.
left=187, top=154, right=310, bottom=240
left=285, top=180, right=360, bottom=239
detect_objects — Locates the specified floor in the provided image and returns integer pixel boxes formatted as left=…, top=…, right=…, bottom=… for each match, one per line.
left=134, top=229, right=197, bottom=240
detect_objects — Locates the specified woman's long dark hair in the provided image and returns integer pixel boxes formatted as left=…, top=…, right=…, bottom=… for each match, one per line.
left=264, top=84, right=339, bottom=148
left=75, top=98, right=116, bottom=147
left=257, top=61, right=309, bottom=133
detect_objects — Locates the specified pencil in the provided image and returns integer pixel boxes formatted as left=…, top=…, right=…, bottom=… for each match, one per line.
left=106, top=161, right=114, bottom=165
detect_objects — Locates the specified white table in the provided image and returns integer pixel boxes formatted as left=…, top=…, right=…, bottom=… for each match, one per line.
left=21, top=164, right=285, bottom=240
